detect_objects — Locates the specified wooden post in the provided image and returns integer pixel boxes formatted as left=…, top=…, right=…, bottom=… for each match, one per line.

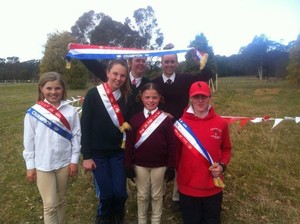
left=215, top=73, right=218, bottom=91
left=209, top=78, right=215, bottom=92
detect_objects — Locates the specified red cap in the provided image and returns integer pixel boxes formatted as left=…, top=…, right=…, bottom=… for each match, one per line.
left=189, top=81, right=211, bottom=97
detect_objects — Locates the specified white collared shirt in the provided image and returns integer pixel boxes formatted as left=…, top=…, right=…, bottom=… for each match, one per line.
left=113, top=88, right=121, bottom=100
left=162, top=73, right=176, bottom=83
left=143, top=107, right=158, bottom=117
left=23, top=100, right=81, bottom=171
left=186, top=105, right=211, bottom=118
left=130, top=72, right=142, bottom=87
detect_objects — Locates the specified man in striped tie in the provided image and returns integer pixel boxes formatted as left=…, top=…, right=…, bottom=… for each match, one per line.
left=128, top=57, right=151, bottom=115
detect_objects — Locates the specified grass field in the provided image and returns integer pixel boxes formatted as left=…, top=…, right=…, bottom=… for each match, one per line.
left=0, top=77, right=299, bottom=224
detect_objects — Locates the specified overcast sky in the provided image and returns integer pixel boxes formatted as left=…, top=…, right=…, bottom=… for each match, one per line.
left=1, top=0, right=299, bottom=62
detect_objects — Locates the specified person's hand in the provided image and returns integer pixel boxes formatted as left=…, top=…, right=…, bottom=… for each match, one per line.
left=187, top=48, right=200, bottom=65
left=82, top=159, right=96, bottom=172
left=125, top=167, right=136, bottom=183
left=164, top=167, right=175, bottom=183
left=209, top=163, right=223, bottom=178
left=163, top=43, right=175, bottom=50
left=68, top=163, right=78, bottom=177
left=26, top=169, right=37, bottom=182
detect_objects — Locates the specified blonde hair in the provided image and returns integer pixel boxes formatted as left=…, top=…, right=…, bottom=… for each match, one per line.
left=38, top=72, right=67, bottom=101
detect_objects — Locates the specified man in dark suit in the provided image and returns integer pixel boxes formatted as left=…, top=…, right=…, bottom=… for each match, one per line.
left=128, top=57, right=151, bottom=115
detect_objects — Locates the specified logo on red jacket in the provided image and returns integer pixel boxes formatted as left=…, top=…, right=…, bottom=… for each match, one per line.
left=210, top=128, right=222, bottom=140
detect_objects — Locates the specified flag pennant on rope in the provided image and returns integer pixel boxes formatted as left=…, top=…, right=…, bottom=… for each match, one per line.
left=222, top=116, right=254, bottom=128
left=272, top=118, right=284, bottom=129
left=65, top=96, right=300, bottom=129
left=222, top=115, right=300, bottom=129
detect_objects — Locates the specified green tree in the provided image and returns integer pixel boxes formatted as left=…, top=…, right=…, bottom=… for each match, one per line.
left=69, top=7, right=164, bottom=79
left=287, top=34, right=300, bottom=84
left=188, top=33, right=216, bottom=73
left=0, top=59, right=39, bottom=80
left=130, top=6, right=164, bottom=49
left=239, top=34, right=271, bottom=79
left=71, top=10, right=104, bottom=44
left=40, top=31, right=89, bottom=89
left=64, top=60, right=90, bottom=89
left=72, top=6, right=163, bottom=50
left=214, top=37, right=291, bottom=78
left=129, top=6, right=164, bottom=76
left=264, top=45, right=289, bottom=79
left=90, top=15, right=144, bottom=48
left=19, top=60, right=40, bottom=80
left=178, top=33, right=215, bottom=82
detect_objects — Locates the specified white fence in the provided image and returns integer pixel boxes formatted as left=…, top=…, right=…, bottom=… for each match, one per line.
left=0, top=80, right=38, bottom=86
left=208, top=74, right=218, bottom=92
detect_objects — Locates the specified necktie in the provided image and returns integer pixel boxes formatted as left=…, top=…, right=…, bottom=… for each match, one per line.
left=132, top=79, right=137, bottom=86
left=147, top=111, right=151, bottom=117
left=166, top=79, right=172, bottom=84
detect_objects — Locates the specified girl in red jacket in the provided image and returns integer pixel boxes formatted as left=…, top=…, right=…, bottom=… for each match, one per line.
left=174, top=81, right=232, bottom=224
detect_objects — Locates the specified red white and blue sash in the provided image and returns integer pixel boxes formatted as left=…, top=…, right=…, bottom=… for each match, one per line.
left=134, top=110, right=167, bottom=149
left=27, top=104, right=72, bottom=141
left=174, top=119, right=225, bottom=188
left=174, top=119, right=213, bottom=165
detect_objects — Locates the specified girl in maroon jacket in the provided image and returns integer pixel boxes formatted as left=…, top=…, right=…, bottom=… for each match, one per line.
left=174, top=81, right=232, bottom=224
left=125, top=83, right=176, bottom=224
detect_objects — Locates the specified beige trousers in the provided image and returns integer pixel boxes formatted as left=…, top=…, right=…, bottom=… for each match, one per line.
left=135, top=165, right=166, bottom=224
left=36, top=166, right=69, bottom=224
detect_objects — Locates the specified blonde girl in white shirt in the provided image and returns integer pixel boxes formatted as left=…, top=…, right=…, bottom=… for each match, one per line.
left=23, top=72, right=81, bottom=224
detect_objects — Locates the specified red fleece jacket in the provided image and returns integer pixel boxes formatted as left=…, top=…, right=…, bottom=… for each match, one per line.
left=176, top=106, right=232, bottom=197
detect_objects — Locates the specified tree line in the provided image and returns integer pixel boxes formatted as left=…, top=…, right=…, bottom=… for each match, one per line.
left=0, top=6, right=299, bottom=88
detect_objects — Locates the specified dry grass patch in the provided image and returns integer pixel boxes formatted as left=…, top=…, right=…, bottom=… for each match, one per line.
left=1, top=78, right=300, bottom=224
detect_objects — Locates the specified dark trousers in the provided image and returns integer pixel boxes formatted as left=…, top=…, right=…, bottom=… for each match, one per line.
left=93, top=152, right=127, bottom=221
left=179, top=191, right=222, bottom=224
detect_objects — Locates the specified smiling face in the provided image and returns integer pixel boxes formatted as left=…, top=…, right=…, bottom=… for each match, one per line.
left=106, top=63, right=128, bottom=91
left=161, top=54, right=178, bottom=77
left=129, top=57, right=147, bottom=78
left=141, top=89, right=161, bottom=111
left=40, top=80, right=64, bottom=107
